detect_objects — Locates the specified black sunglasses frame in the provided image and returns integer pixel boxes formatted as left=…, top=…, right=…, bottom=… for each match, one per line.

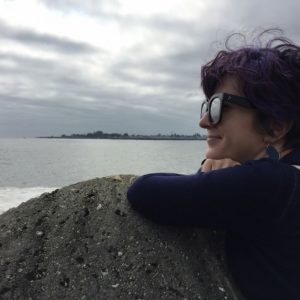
left=200, top=92, right=254, bottom=125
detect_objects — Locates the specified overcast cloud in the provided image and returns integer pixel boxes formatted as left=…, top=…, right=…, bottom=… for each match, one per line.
left=0, top=0, right=299, bottom=137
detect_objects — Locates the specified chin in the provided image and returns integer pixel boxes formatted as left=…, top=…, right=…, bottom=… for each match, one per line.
left=205, top=140, right=227, bottom=159
left=205, top=146, right=239, bottom=160
left=205, top=149, right=228, bottom=160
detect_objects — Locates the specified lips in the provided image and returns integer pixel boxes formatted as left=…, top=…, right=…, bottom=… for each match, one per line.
left=207, top=135, right=222, bottom=146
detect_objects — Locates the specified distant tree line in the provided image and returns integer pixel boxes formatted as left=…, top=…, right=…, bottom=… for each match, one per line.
left=41, top=131, right=207, bottom=140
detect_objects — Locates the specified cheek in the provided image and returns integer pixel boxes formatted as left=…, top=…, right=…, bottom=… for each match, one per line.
left=233, top=127, right=266, bottom=158
left=225, top=120, right=264, bottom=151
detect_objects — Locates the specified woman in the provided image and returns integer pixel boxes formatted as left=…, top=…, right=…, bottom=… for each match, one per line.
left=127, top=31, right=300, bottom=300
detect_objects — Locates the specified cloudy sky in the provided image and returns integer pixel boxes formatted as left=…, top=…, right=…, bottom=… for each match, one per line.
left=0, top=0, right=299, bottom=137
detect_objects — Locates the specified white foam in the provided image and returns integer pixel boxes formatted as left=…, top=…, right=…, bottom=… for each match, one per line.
left=0, top=187, right=58, bottom=215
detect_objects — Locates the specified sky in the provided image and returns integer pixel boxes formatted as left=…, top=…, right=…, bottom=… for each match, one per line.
left=0, top=0, right=299, bottom=137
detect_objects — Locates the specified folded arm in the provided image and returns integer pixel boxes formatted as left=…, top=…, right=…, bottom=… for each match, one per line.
left=127, top=160, right=294, bottom=232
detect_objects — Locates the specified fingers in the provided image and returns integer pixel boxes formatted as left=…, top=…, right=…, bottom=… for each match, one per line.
left=201, top=159, right=213, bottom=172
left=201, top=158, right=240, bottom=172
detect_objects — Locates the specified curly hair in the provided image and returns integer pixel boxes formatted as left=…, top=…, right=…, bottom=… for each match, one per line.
left=201, top=30, right=300, bottom=148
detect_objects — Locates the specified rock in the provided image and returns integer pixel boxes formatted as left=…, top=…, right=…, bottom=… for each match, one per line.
left=0, top=175, right=240, bottom=300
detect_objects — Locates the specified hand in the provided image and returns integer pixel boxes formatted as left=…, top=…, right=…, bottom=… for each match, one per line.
left=200, top=158, right=241, bottom=172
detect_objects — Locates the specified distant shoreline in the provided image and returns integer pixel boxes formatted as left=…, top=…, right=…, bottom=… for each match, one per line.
left=37, top=131, right=207, bottom=141
left=37, top=136, right=207, bottom=141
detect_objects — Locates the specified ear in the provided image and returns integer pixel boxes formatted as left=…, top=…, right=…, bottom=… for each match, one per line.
left=264, top=120, right=294, bottom=143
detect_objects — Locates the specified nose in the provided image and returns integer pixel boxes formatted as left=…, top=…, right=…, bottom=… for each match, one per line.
left=199, top=111, right=211, bottom=129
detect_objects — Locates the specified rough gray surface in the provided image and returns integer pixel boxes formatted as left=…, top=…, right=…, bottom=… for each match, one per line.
left=0, top=175, right=240, bottom=300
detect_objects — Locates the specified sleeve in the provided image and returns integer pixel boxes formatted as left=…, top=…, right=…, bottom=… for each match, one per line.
left=127, top=160, right=295, bottom=232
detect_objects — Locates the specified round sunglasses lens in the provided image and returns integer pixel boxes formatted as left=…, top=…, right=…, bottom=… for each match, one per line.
left=200, top=102, right=208, bottom=118
left=210, top=97, right=221, bottom=124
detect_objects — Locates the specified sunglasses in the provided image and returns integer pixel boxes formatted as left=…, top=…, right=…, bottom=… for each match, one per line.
left=200, top=92, right=254, bottom=125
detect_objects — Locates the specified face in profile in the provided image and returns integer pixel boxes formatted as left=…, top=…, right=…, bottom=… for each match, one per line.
left=199, top=76, right=266, bottom=163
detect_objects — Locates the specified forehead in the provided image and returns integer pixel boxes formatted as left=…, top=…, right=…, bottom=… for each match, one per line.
left=215, top=75, right=244, bottom=96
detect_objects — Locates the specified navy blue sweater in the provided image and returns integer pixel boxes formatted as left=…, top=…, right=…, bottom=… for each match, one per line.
left=127, top=149, right=300, bottom=300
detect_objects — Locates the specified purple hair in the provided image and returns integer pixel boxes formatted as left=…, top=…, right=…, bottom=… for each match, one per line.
left=201, top=30, right=300, bottom=148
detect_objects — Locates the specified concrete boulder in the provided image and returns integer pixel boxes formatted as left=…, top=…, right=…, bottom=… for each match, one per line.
left=0, top=175, right=240, bottom=300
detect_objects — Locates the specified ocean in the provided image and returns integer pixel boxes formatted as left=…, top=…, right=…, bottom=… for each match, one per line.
left=0, top=138, right=207, bottom=214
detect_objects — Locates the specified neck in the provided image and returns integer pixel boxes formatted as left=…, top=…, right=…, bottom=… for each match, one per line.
left=278, top=148, right=293, bottom=159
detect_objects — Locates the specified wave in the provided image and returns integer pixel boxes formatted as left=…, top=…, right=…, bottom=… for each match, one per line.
left=0, top=187, right=57, bottom=215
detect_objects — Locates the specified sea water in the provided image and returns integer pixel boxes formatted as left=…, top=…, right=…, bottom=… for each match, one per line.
left=0, top=138, right=207, bottom=214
